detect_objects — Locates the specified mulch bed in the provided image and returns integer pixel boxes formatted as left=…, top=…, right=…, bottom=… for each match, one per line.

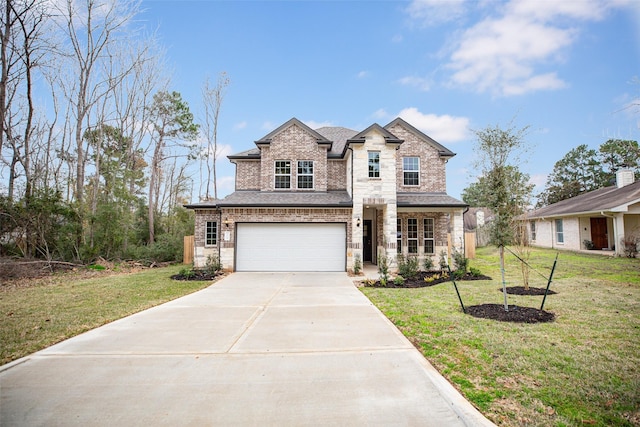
left=466, top=304, right=555, bottom=323
left=170, top=271, right=221, bottom=281
left=364, top=271, right=493, bottom=288
left=503, top=286, right=557, bottom=296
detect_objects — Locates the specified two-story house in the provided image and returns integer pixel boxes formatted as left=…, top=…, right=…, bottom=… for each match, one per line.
left=186, top=117, right=467, bottom=272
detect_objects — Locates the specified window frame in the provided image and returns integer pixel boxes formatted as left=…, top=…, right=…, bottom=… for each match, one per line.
left=205, top=221, right=217, bottom=246
left=555, top=219, right=564, bottom=244
left=274, top=160, right=291, bottom=189
left=403, top=157, right=420, bottom=186
left=297, top=160, right=314, bottom=189
left=368, top=151, right=380, bottom=178
left=423, top=218, right=435, bottom=254
left=407, top=218, right=418, bottom=254
left=397, top=218, right=402, bottom=254
left=530, top=221, right=537, bottom=241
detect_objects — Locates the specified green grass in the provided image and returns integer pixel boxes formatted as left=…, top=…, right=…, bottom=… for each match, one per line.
left=0, top=265, right=214, bottom=364
left=362, top=247, right=640, bottom=426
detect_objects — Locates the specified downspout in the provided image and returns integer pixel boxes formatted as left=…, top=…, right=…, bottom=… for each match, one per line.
left=601, top=211, right=616, bottom=253
left=462, top=206, right=469, bottom=259
left=218, top=208, right=223, bottom=264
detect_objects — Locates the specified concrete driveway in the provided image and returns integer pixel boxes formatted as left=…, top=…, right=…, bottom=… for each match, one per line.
left=0, top=272, right=494, bottom=426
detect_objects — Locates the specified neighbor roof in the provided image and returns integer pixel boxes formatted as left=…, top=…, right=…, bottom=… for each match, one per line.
left=527, top=180, right=640, bottom=219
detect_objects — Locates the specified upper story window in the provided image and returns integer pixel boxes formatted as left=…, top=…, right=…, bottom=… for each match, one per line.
left=205, top=221, right=217, bottom=246
left=368, top=151, right=380, bottom=178
left=403, top=157, right=420, bottom=186
left=275, top=160, right=291, bottom=189
left=297, top=160, right=314, bottom=189
left=555, top=219, right=564, bottom=244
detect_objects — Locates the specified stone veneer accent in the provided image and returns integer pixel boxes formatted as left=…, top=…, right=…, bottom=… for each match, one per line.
left=387, top=123, right=448, bottom=193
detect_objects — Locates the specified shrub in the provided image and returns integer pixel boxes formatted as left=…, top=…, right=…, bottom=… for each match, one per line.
left=397, top=255, right=419, bottom=279
left=204, top=254, right=222, bottom=275
left=353, top=253, right=362, bottom=274
left=438, top=250, right=448, bottom=271
left=423, top=256, right=434, bottom=271
left=583, top=239, right=595, bottom=250
left=469, top=267, right=483, bottom=277
left=452, top=248, right=469, bottom=273
left=394, top=275, right=405, bottom=286
left=377, top=254, right=390, bottom=286
left=621, top=236, right=639, bottom=258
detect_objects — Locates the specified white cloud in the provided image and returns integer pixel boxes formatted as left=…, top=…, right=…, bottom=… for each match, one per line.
left=262, top=121, right=275, bottom=131
left=304, top=120, right=333, bottom=129
left=357, top=70, right=369, bottom=79
left=397, top=107, right=470, bottom=143
left=233, top=121, right=247, bottom=130
left=397, top=75, right=432, bottom=92
left=217, top=175, right=236, bottom=198
left=443, top=0, right=632, bottom=96
left=392, top=34, right=403, bottom=43
left=372, top=109, right=389, bottom=120
left=405, top=0, right=467, bottom=26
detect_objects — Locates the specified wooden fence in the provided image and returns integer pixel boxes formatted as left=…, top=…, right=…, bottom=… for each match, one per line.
left=183, top=235, right=194, bottom=265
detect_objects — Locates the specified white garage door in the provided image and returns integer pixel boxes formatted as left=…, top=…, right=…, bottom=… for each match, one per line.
left=236, top=223, right=346, bottom=272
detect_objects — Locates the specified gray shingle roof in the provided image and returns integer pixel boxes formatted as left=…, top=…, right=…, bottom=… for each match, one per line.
left=397, top=192, right=467, bottom=208
left=315, top=126, right=358, bottom=157
left=527, top=180, right=640, bottom=219
left=186, top=190, right=353, bottom=208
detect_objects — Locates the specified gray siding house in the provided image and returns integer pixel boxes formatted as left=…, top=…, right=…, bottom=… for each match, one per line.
left=186, top=117, right=467, bottom=271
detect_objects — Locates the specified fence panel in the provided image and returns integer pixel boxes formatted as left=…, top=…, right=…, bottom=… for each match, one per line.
left=183, top=235, right=194, bottom=265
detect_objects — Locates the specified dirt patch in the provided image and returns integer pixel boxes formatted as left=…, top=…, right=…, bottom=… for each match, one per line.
left=363, top=271, right=492, bottom=288
left=503, top=286, right=557, bottom=296
left=466, top=304, right=555, bottom=323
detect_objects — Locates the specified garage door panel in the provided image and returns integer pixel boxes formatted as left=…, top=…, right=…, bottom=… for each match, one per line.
left=236, top=223, right=345, bottom=272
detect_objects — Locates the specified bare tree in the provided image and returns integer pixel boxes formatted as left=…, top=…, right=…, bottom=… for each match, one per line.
left=201, top=71, right=229, bottom=200
left=52, top=0, right=141, bottom=205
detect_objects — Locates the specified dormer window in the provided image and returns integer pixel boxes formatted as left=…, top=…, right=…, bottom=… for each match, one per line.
left=403, top=157, right=419, bottom=186
left=275, top=160, right=291, bottom=189
left=368, top=151, right=380, bottom=178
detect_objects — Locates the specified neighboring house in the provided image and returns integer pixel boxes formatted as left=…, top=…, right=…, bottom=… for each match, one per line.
left=185, top=117, right=467, bottom=272
left=464, top=207, right=494, bottom=248
left=525, top=169, right=640, bottom=256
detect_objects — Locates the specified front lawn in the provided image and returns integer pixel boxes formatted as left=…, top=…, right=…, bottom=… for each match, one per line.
left=0, top=265, right=215, bottom=364
left=361, top=247, right=640, bottom=426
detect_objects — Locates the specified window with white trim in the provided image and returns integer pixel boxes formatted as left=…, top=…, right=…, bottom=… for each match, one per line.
left=403, top=157, right=419, bottom=186
left=423, top=218, right=434, bottom=254
left=275, top=160, right=291, bottom=189
left=397, top=218, right=402, bottom=254
left=205, top=221, right=217, bottom=246
left=530, top=221, right=536, bottom=241
left=555, top=219, right=564, bottom=244
left=297, top=160, right=314, bottom=189
left=407, top=218, right=418, bottom=254
left=368, top=151, right=380, bottom=178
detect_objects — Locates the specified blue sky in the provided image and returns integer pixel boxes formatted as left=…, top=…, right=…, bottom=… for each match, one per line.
left=140, top=0, right=640, bottom=202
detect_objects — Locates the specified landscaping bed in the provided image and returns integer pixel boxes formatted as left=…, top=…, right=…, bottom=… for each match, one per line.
left=363, top=271, right=492, bottom=288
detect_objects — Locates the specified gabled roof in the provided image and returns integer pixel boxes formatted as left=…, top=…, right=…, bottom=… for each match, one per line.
left=385, top=117, right=456, bottom=159
left=527, top=180, right=640, bottom=219
left=315, top=126, right=358, bottom=158
left=254, top=118, right=332, bottom=150
left=346, top=123, right=403, bottom=145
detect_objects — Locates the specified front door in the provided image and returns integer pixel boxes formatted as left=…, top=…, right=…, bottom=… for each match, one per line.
left=363, top=220, right=373, bottom=262
left=590, top=217, right=608, bottom=249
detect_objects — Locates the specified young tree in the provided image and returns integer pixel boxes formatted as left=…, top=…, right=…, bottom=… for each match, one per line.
left=201, top=71, right=229, bottom=200
left=471, top=121, right=532, bottom=310
left=146, top=90, right=198, bottom=244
